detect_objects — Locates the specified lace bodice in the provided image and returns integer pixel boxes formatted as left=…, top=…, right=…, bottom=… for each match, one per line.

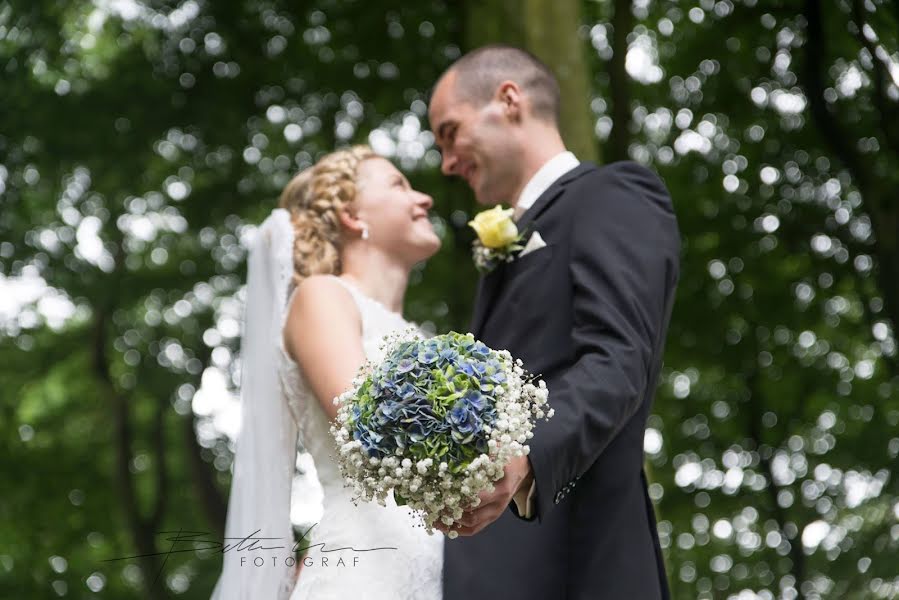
left=276, top=275, right=443, bottom=600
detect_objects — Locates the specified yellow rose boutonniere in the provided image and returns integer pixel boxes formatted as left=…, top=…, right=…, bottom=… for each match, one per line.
left=469, top=206, right=519, bottom=248
left=468, top=206, right=527, bottom=273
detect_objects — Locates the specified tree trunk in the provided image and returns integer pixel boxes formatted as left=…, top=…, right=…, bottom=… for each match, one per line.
left=463, top=0, right=600, bottom=163
left=800, top=0, right=899, bottom=372
left=93, top=312, right=169, bottom=600
left=608, top=0, right=633, bottom=162
left=184, top=413, right=228, bottom=538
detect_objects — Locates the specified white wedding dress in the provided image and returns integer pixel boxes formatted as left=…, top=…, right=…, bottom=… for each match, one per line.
left=211, top=210, right=442, bottom=600
left=279, top=276, right=444, bottom=599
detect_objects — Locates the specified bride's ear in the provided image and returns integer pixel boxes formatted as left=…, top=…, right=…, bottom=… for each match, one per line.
left=337, top=208, right=367, bottom=238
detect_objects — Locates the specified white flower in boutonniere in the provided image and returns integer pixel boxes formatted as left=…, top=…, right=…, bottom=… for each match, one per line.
left=468, top=206, right=527, bottom=273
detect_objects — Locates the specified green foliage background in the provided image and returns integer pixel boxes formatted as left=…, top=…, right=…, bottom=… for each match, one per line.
left=1, top=1, right=898, bottom=598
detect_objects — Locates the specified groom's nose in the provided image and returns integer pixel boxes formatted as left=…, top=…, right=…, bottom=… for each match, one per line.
left=440, top=151, right=458, bottom=177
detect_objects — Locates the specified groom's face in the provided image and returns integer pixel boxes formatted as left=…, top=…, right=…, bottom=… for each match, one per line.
left=429, top=72, right=522, bottom=206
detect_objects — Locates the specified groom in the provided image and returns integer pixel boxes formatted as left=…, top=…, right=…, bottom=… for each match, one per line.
left=428, top=45, right=679, bottom=598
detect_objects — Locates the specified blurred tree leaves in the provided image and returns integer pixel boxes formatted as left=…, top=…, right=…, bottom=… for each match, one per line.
left=1, top=1, right=898, bottom=599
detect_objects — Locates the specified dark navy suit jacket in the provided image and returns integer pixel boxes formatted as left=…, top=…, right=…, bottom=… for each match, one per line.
left=443, top=161, right=679, bottom=599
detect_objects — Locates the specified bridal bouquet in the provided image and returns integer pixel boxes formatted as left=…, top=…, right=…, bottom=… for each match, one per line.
left=330, top=331, right=552, bottom=538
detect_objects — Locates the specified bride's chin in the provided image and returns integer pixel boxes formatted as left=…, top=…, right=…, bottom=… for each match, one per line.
left=406, top=238, right=441, bottom=263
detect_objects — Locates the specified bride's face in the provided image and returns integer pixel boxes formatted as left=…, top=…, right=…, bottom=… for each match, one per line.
left=353, top=157, right=441, bottom=264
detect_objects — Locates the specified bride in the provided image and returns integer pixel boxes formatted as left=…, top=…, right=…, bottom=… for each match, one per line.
left=211, top=145, right=444, bottom=599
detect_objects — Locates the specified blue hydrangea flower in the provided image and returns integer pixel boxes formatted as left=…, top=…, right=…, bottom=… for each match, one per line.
left=461, top=390, right=487, bottom=412
left=458, top=361, right=477, bottom=377
left=372, top=400, right=400, bottom=427
left=456, top=335, right=475, bottom=350
left=354, top=423, right=387, bottom=458
left=418, top=349, right=439, bottom=364
left=439, top=347, right=459, bottom=363
left=471, top=341, right=491, bottom=358
left=447, top=400, right=483, bottom=445
left=344, top=331, right=517, bottom=466
left=395, top=382, right=418, bottom=400
left=404, top=412, right=447, bottom=442
left=396, top=358, right=416, bottom=374
left=489, top=370, right=507, bottom=384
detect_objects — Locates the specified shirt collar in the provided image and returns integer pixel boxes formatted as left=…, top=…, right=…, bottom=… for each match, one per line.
left=513, top=151, right=580, bottom=221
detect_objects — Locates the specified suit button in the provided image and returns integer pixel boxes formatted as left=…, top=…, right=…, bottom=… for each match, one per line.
left=554, top=491, right=563, bottom=504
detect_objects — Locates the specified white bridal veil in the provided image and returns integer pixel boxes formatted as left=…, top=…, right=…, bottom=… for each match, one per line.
left=211, top=209, right=298, bottom=599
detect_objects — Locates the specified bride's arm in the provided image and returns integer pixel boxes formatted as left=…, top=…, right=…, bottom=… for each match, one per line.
left=282, top=275, right=365, bottom=421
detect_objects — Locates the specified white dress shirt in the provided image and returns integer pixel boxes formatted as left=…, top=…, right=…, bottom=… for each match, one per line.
left=512, top=151, right=580, bottom=221
left=509, top=150, right=579, bottom=519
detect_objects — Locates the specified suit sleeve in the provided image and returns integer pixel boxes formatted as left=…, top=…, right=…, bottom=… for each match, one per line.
left=525, top=162, right=680, bottom=522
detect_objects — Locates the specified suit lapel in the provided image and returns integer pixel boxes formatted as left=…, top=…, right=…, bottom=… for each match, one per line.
left=470, top=264, right=505, bottom=335
left=515, top=162, right=598, bottom=233
left=470, top=162, right=599, bottom=336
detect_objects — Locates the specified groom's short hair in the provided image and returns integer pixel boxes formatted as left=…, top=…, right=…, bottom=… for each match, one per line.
left=445, top=45, right=561, bottom=126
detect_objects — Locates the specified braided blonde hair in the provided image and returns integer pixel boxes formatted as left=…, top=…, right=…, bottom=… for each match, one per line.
left=278, top=145, right=377, bottom=288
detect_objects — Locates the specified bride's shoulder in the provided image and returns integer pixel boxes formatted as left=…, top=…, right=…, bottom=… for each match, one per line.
left=282, top=275, right=362, bottom=358
left=288, top=275, right=357, bottom=317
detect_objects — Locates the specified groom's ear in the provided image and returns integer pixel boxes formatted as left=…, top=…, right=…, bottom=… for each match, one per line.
left=496, top=81, right=524, bottom=123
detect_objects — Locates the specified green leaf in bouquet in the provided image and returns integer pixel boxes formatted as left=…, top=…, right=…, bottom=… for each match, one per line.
left=394, top=491, right=408, bottom=506
left=357, top=381, right=376, bottom=409
left=430, top=367, right=448, bottom=386
left=430, top=392, right=459, bottom=418
left=450, top=441, right=485, bottom=471
left=422, top=435, right=450, bottom=459
left=441, top=390, right=465, bottom=403
left=452, top=374, right=472, bottom=391
left=407, top=444, right=427, bottom=461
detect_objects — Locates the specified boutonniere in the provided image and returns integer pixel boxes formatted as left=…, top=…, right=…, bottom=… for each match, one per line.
left=468, top=206, right=527, bottom=273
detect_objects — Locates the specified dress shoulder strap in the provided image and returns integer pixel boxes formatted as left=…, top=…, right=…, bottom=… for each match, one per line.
left=327, top=274, right=367, bottom=306
left=326, top=275, right=408, bottom=327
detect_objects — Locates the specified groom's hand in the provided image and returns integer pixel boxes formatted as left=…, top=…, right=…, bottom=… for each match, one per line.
left=436, top=454, right=533, bottom=537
